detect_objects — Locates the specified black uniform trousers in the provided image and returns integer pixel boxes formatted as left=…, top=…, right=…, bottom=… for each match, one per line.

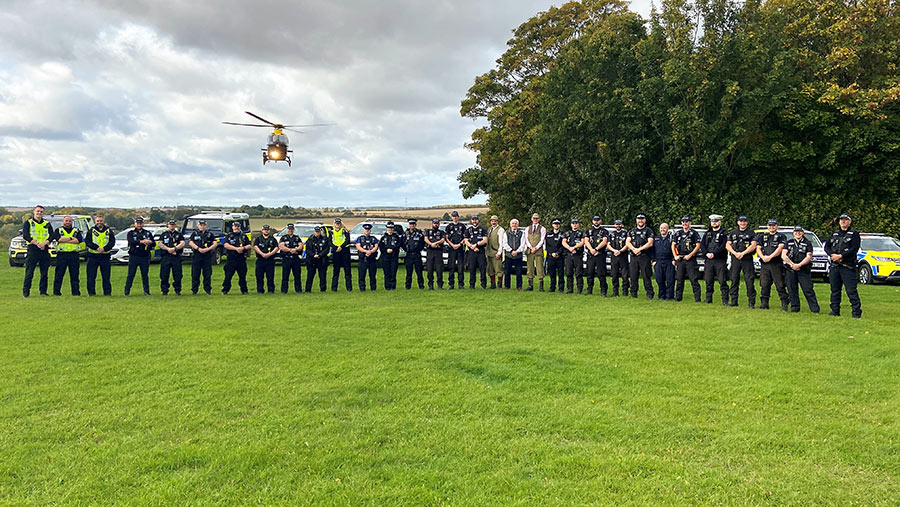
left=191, top=254, right=213, bottom=294
left=281, top=257, right=303, bottom=293
left=124, top=255, right=150, bottom=295
left=382, top=255, right=399, bottom=290
left=785, top=268, right=820, bottom=313
left=160, top=254, right=182, bottom=295
left=729, top=256, right=756, bottom=306
left=306, top=256, right=328, bottom=292
left=331, top=248, right=353, bottom=291
left=504, top=255, right=524, bottom=289
left=759, top=262, right=788, bottom=309
left=609, top=253, right=629, bottom=296
left=23, top=249, right=51, bottom=297
left=829, top=265, right=862, bottom=318
left=358, top=254, right=378, bottom=291
left=405, top=252, right=425, bottom=289
left=222, top=257, right=248, bottom=294
left=467, top=250, right=487, bottom=289
left=654, top=259, right=675, bottom=300
left=86, top=253, right=112, bottom=296
left=564, top=252, right=583, bottom=293
left=585, top=253, right=608, bottom=295
left=704, top=258, right=729, bottom=304
left=53, top=251, right=81, bottom=296
left=674, top=258, right=701, bottom=302
left=256, top=258, right=276, bottom=293
left=546, top=254, right=565, bottom=292
left=629, top=253, right=654, bottom=299
left=426, top=249, right=444, bottom=289
left=447, top=249, right=465, bottom=288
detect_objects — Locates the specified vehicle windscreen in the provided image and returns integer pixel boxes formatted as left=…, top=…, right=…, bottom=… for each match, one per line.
left=183, top=218, right=224, bottom=233
left=278, top=225, right=318, bottom=237
left=861, top=237, right=900, bottom=251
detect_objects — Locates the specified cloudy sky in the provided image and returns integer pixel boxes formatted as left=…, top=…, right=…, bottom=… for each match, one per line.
left=1, top=0, right=652, bottom=208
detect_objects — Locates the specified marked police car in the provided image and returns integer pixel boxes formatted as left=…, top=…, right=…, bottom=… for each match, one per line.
left=349, top=219, right=406, bottom=262
left=179, top=211, right=251, bottom=264
left=753, top=226, right=828, bottom=281
left=855, top=233, right=900, bottom=284
left=8, top=214, right=94, bottom=267
left=110, top=224, right=167, bottom=264
left=273, top=221, right=333, bottom=264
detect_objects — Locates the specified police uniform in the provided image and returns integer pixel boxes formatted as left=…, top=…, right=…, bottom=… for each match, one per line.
left=824, top=215, right=862, bottom=318
left=305, top=228, right=330, bottom=292
left=85, top=223, right=115, bottom=296
left=378, top=224, right=401, bottom=290
left=464, top=219, right=488, bottom=289
left=158, top=223, right=185, bottom=295
left=627, top=216, right=654, bottom=299
left=425, top=221, right=446, bottom=289
left=279, top=228, right=304, bottom=294
left=188, top=223, right=217, bottom=295
left=562, top=221, right=585, bottom=294
left=485, top=217, right=505, bottom=289
left=653, top=229, right=674, bottom=300
left=756, top=221, right=789, bottom=310
left=444, top=213, right=467, bottom=289
left=585, top=218, right=609, bottom=296
left=329, top=222, right=353, bottom=292
left=701, top=216, right=730, bottom=305
left=673, top=222, right=701, bottom=302
left=124, top=221, right=155, bottom=296
left=222, top=227, right=250, bottom=294
left=254, top=229, right=279, bottom=294
left=544, top=221, right=565, bottom=293
left=784, top=228, right=820, bottom=313
left=53, top=223, right=84, bottom=296
left=22, top=215, right=54, bottom=297
left=402, top=220, right=426, bottom=289
left=727, top=218, right=757, bottom=307
left=607, top=222, right=630, bottom=297
left=356, top=226, right=380, bottom=291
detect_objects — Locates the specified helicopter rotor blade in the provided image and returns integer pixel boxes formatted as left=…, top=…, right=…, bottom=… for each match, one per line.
left=244, top=111, right=277, bottom=126
left=281, top=123, right=336, bottom=128
left=222, top=122, right=272, bottom=127
left=283, top=128, right=305, bottom=134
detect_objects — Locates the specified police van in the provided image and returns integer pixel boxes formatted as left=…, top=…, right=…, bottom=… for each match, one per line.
left=8, top=214, right=94, bottom=267
left=179, top=211, right=251, bottom=264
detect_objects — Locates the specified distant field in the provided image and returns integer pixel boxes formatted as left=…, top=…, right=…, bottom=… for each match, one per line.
left=249, top=207, right=490, bottom=232
left=1, top=261, right=898, bottom=503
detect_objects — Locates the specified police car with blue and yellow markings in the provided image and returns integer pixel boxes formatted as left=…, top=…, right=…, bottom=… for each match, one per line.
left=855, top=233, right=900, bottom=284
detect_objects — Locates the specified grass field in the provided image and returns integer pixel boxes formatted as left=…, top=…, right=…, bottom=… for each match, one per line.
left=1, top=261, right=898, bottom=504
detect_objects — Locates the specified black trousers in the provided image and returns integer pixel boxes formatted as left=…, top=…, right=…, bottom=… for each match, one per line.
left=655, top=260, right=675, bottom=300
left=306, top=256, right=328, bottom=292
left=160, top=255, right=183, bottom=294
left=222, top=257, right=248, bottom=294
left=124, top=255, right=150, bottom=295
left=609, top=253, right=629, bottom=295
left=86, top=254, right=112, bottom=296
left=447, top=248, right=465, bottom=287
left=426, top=249, right=444, bottom=288
left=281, top=256, right=303, bottom=293
left=585, top=253, right=608, bottom=295
left=331, top=248, right=352, bottom=291
left=565, top=252, right=583, bottom=293
left=674, top=258, right=701, bottom=302
left=704, top=258, right=729, bottom=304
left=759, top=262, right=788, bottom=308
left=382, top=255, right=399, bottom=290
left=546, top=254, right=565, bottom=292
left=256, top=258, right=276, bottom=293
left=785, top=268, right=820, bottom=313
left=729, top=256, right=756, bottom=306
left=405, top=252, right=425, bottom=289
left=358, top=254, right=378, bottom=291
left=629, top=253, right=654, bottom=299
left=466, top=250, right=487, bottom=288
left=23, top=249, right=51, bottom=297
left=191, top=254, right=213, bottom=294
left=53, top=252, right=81, bottom=296
left=504, top=255, right=524, bottom=289
left=829, top=265, right=862, bottom=317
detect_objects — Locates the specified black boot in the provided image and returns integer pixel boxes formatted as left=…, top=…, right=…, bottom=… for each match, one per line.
left=539, top=280, right=544, bottom=292
left=525, top=280, right=533, bottom=292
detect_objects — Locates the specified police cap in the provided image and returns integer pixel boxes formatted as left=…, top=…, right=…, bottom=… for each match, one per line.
left=134, top=216, right=144, bottom=223
left=231, top=221, right=241, bottom=228
left=451, top=211, right=459, bottom=217
left=793, top=225, right=804, bottom=232
left=709, top=214, right=723, bottom=221
left=198, top=220, right=207, bottom=225
left=362, top=223, right=372, bottom=230
left=551, top=219, right=561, bottom=225
left=386, top=221, right=394, bottom=228
left=839, top=213, right=852, bottom=220
left=681, top=215, right=691, bottom=223
left=592, top=215, right=601, bottom=221
left=614, top=219, right=623, bottom=225
left=737, top=215, right=748, bottom=222
left=636, top=213, right=646, bottom=219
left=286, top=223, right=295, bottom=229
left=334, top=218, right=342, bottom=224
left=471, top=215, right=479, bottom=220
left=262, top=224, right=270, bottom=230
left=571, top=218, right=580, bottom=224
left=432, top=218, right=440, bottom=224
left=314, top=226, right=321, bottom=232
left=408, top=218, right=417, bottom=224
left=767, top=219, right=778, bottom=225
left=167, top=219, right=176, bottom=224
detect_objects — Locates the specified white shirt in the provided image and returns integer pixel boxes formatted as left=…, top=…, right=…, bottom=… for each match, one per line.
left=523, top=224, right=547, bottom=250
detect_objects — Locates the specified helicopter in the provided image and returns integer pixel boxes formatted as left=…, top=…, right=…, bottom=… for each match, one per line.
left=223, top=111, right=333, bottom=167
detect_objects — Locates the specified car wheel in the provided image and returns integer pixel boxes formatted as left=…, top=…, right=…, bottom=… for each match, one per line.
left=858, top=264, right=873, bottom=285
left=9, top=257, right=16, bottom=267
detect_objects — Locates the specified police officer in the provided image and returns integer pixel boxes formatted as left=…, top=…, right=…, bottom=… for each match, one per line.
left=545, top=219, right=565, bottom=293
left=305, top=226, right=329, bottom=293
left=584, top=215, right=609, bottom=296
left=824, top=213, right=862, bottom=318
left=523, top=213, right=546, bottom=292
left=402, top=219, right=426, bottom=290
left=756, top=219, right=789, bottom=311
left=701, top=214, right=729, bottom=305
left=502, top=218, right=526, bottom=290
left=782, top=226, right=820, bottom=313
left=424, top=218, right=446, bottom=290
left=279, top=223, right=304, bottom=294
left=188, top=220, right=217, bottom=295
left=124, top=217, right=155, bottom=296
left=444, top=211, right=467, bottom=289
left=672, top=216, right=701, bottom=303
left=464, top=215, right=488, bottom=289
left=607, top=219, right=630, bottom=297
left=85, top=214, right=115, bottom=296
left=254, top=225, right=279, bottom=294
left=726, top=215, right=757, bottom=308
left=356, top=223, right=379, bottom=291
left=330, top=218, right=353, bottom=292
left=379, top=222, right=401, bottom=290
left=626, top=213, right=654, bottom=300
left=653, top=223, right=674, bottom=300
left=562, top=218, right=586, bottom=294
left=53, top=215, right=84, bottom=296
left=222, top=221, right=251, bottom=295
left=158, top=219, right=185, bottom=295
left=485, top=215, right=505, bottom=289
left=22, top=205, right=54, bottom=298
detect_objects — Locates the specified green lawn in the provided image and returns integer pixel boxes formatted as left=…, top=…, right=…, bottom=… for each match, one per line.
left=1, top=261, right=898, bottom=504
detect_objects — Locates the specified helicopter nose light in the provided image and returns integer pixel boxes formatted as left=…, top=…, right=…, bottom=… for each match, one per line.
left=269, top=149, right=280, bottom=159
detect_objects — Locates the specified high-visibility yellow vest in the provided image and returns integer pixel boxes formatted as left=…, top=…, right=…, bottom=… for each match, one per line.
left=88, top=227, right=111, bottom=254
left=332, top=228, right=347, bottom=247
left=29, top=219, right=50, bottom=243
left=56, top=227, right=84, bottom=253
